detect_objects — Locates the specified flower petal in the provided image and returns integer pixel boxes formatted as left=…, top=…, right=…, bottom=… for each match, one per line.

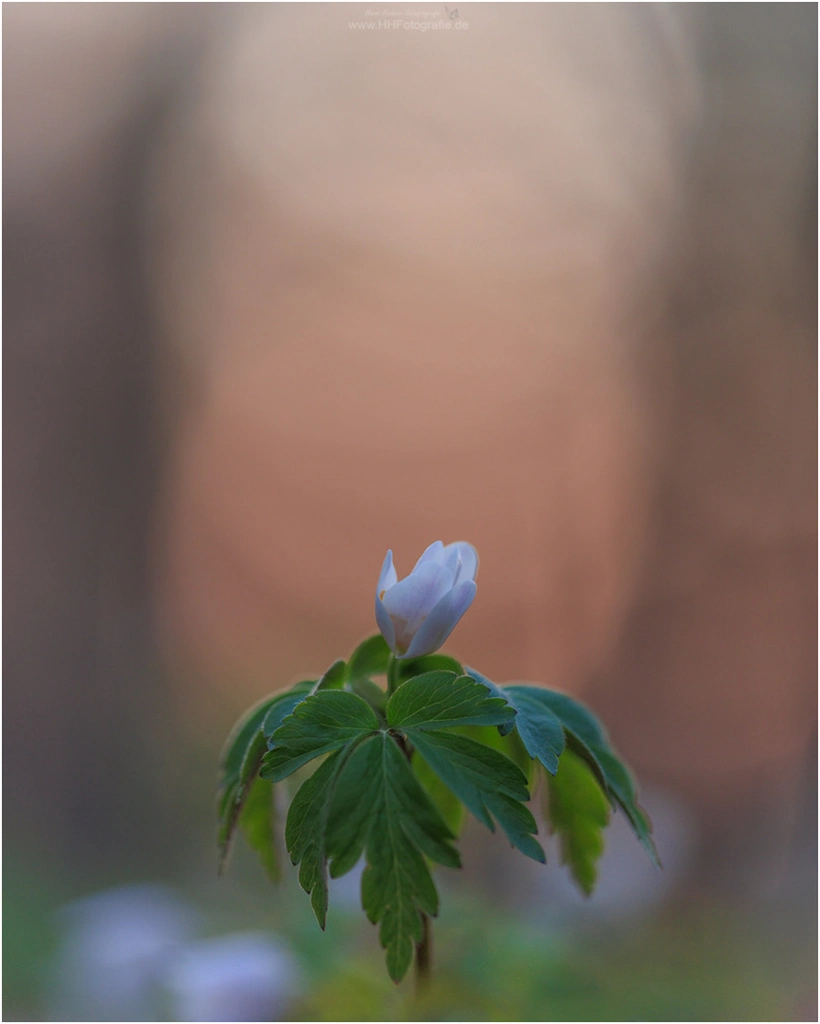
left=381, top=561, right=454, bottom=652
left=412, top=540, right=445, bottom=572
left=400, top=579, right=477, bottom=659
left=447, top=541, right=479, bottom=586
left=375, top=593, right=397, bottom=653
left=377, top=549, right=398, bottom=598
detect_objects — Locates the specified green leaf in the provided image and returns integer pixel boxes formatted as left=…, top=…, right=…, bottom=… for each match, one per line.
left=536, top=689, right=608, bottom=750
left=387, top=671, right=516, bottom=731
left=465, top=667, right=517, bottom=736
left=396, top=653, right=464, bottom=683
left=217, top=778, right=239, bottom=821
left=239, top=775, right=280, bottom=882
left=285, top=748, right=351, bottom=928
left=328, top=734, right=460, bottom=875
left=411, top=750, right=465, bottom=836
left=261, top=690, right=379, bottom=782
left=348, top=634, right=391, bottom=680
left=458, top=724, right=535, bottom=784
left=404, top=729, right=545, bottom=863
left=238, top=727, right=268, bottom=786
left=347, top=676, right=387, bottom=715
left=503, top=685, right=566, bottom=775
left=545, top=749, right=609, bottom=895
left=590, top=745, right=660, bottom=868
left=217, top=726, right=267, bottom=874
left=217, top=696, right=282, bottom=874
left=220, top=696, right=280, bottom=779
left=262, top=681, right=315, bottom=741
left=323, top=734, right=459, bottom=982
left=217, top=729, right=268, bottom=872
left=526, top=688, right=659, bottom=867
left=315, top=658, right=348, bottom=691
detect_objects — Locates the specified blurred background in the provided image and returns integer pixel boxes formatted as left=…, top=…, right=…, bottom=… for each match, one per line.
left=3, top=3, right=816, bottom=1020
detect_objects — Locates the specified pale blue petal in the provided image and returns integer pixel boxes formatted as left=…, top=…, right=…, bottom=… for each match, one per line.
left=400, top=579, right=477, bottom=659
left=447, top=541, right=479, bottom=586
left=381, top=561, right=453, bottom=652
left=412, top=541, right=445, bottom=572
left=377, top=549, right=398, bottom=598
left=375, top=593, right=397, bottom=653
left=442, top=544, right=462, bottom=579
left=381, top=561, right=453, bottom=622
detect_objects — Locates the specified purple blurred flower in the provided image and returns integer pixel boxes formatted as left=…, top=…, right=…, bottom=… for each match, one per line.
left=375, top=540, right=478, bottom=659
left=48, top=884, right=198, bottom=1022
left=165, top=932, right=300, bottom=1022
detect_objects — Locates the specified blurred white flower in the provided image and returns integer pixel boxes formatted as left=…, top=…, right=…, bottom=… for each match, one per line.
left=165, top=932, right=300, bottom=1022
left=48, top=883, right=198, bottom=1022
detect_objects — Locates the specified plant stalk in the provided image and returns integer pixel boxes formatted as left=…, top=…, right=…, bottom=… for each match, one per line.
left=386, top=654, right=401, bottom=696
left=415, top=911, right=433, bottom=988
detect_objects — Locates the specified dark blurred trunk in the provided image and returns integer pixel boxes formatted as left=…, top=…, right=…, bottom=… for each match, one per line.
left=3, top=56, right=181, bottom=873
left=591, top=2, right=817, bottom=902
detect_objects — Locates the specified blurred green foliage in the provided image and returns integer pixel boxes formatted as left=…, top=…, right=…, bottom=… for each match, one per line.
left=5, top=832, right=811, bottom=1022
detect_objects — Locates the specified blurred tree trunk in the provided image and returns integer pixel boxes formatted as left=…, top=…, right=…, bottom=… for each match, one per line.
left=592, top=2, right=816, bottom=900
left=3, top=10, right=195, bottom=870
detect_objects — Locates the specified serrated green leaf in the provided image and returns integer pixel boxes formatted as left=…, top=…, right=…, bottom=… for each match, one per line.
left=261, top=690, right=379, bottom=782
left=315, top=658, right=348, bottom=691
left=405, top=729, right=545, bottom=863
left=323, top=740, right=385, bottom=877
left=218, top=733, right=266, bottom=872
left=220, top=696, right=281, bottom=778
left=465, top=667, right=517, bottom=736
left=285, top=748, right=351, bottom=928
left=238, top=727, right=268, bottom=787
left=218, top=696, right=282, bottom=874
left=323, top=734, right=459, bottom=983
left=459, top=724, right=535, bottom=784
left=239, top=775, right=281, bottom=882
left=262, top=681, right=315, bottom=741
left=348, top=634, right=391, bottom=680
left=503, top=685, right=566, bottom=775
left=532, top=688, right=660, bottom=867
left=536, top=689, right=608, bottom=750
left=545, top=749, right=609, bottom=895
left=590, top=745, right=660, bottom=867
left=412, top=751, right=465, bottom=836
left=387, top=671, right=516, bottom=731
left=327, top=734, right=460, bottom=874
left=216, top=682, right=313, bottom=871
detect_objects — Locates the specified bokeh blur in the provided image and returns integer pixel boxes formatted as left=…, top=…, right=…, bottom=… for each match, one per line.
left=4, top=3, right=817, bottom=1020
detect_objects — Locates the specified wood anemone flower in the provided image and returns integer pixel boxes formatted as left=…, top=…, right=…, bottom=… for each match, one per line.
left=375, top=541, right=478, bottom=659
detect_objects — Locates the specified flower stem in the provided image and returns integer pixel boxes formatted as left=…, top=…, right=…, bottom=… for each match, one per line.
left=415, top=911, right=433, bottom=989
left=386, top=655, right=401, bottom=696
